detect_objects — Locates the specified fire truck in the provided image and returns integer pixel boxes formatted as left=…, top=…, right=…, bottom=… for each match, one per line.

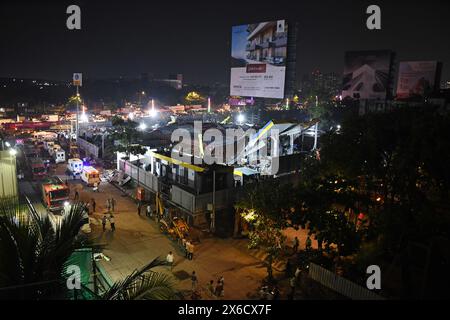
left=41, top=176, right=70, bottom=214
left=28, top=158, right=47, bottom=180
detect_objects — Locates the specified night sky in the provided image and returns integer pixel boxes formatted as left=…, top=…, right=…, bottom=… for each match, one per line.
left=0, top=0, right=449, bottom=84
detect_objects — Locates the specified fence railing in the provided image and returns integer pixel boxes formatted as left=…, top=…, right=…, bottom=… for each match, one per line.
left=308, top=263, right=384, bottom=300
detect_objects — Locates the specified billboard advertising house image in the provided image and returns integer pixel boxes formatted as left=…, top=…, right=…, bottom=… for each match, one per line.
left=396, top=61, right=442, bottom=99
left=230, top=20, right=288, bottom=99
left=342, top=50, right=394, bottom=101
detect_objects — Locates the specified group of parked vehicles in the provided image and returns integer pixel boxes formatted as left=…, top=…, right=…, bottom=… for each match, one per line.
left=13, top=130, right=100, bottom=216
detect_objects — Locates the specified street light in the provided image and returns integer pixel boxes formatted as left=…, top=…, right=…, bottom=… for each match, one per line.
left=149, top=99, right=157, bottom=118
left=139, top=123, right=147, bottom=131
left=237, top=113, right=245, bottom=124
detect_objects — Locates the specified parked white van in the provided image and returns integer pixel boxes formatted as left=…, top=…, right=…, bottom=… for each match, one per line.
left=67, top=158, right=84, bottom=175
left=53, top=149, right=66, bottom=164
left=81, top=166, right=100, bottom=186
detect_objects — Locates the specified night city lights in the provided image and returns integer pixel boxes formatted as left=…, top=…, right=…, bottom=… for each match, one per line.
left=0, top=0, right=449, bottom=317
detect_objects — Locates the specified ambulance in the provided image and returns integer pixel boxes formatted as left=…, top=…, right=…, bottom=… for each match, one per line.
left=81, top=166, right=101, bottom=186
left=53, top=149, right=66, bottom=164
left=67, top=158, right=83, bottom=175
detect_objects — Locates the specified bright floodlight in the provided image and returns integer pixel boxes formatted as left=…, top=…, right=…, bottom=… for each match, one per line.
left=237, top=113, right=245, bottom=124
left=337, top=124, right=341, bottom=130
left=139, top=123, right=147, bottom=131
left=80, top=113, right=88, bottom=123
left=149, top=108, right=157, bottom=118
left=5, top=141, right=11, bottom=147
left=9, top=148, right=17, bottom=156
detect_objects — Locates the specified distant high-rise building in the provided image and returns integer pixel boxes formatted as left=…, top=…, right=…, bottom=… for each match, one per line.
left=155, top=74, right=183, bottom=89
left=300, top=71, right=341, bottom=97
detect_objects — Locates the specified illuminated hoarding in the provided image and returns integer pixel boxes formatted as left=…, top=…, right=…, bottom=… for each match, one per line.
left=228, top=96, right=255, bottom=106
left=396, top=61, right=440, bottom=99
left=342, top=50, right=393, bottom=100
left=230, top=20, right=288, bottom=99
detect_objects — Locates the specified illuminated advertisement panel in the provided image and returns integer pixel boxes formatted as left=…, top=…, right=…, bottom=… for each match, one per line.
left=396, top=61, right=440, bottom=99
left=342, top=50, right=393, bottom=100
left=230, top=20, right=288, bottom=99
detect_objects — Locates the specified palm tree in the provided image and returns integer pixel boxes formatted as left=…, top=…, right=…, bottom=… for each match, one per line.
left=102, top=257, right=179, bottom=300
left=0, top=196, right=87, bottom=299
left=0, top=196, right=179, bottom=300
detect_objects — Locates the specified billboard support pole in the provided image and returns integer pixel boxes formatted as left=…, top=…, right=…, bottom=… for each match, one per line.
left=76, top=85, right=79, bottom=140
left=211, top=169, right=216, bottom=234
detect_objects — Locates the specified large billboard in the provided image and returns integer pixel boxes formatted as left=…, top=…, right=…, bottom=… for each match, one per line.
left=230, top=20, right=288, bottom=99
left=342, top=50, right=393, bottom=100
left=396, top=61, right=441, bottom=99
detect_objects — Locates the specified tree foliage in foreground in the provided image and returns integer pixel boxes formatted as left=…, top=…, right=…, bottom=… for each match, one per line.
left=0, top=197, right=178, bottom=300
left=0, top=197, right=86, bottom=299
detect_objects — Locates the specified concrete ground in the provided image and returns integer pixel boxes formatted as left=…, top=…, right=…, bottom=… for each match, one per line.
left=65, top=170, right=271, bottom=300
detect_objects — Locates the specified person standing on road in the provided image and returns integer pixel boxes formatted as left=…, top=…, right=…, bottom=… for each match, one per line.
left=137, top=201, right=142, bottom=216
left=305, top=235, right=312, bottom=252
left=109, top=214, right=115, bottom=231
left=207, top=280, right=214, bottom=296
left=215, top=277, right=224, bottom=297
left=182, top=239, right=188, bottom=257
left=74, top=190, right=79, bottom=201
left=111, top=197, right=116, bottom=212
left=146, top=204, right=152, bottom=218
left=218, top=276, right=224, bottom=297
left=166, top=251, right=174, bottom=270
left=292, top=236, right=299, bottom=254
left=106, top=199, right=111, bottom=212
left=102, top=215, right=107, bottom=232
left=187, top=241, right=194, bottom=260
left=91, top=198, right=96, bottom=213
left=191, top=271, right=198, bottom=291
left=317, top=233, right=323, bottom=251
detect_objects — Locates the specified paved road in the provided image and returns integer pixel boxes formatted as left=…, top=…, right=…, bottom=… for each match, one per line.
left=84, top=181, right=271, bottom=299
left=19, top=162, right=276, bottom=299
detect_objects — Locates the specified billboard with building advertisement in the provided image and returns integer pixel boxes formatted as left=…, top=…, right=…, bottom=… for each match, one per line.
left=396, top=61, right=441, bottom=99
left=230, top=20, right=288, bottom=99
left=342, top=50, right=393, bottom=100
